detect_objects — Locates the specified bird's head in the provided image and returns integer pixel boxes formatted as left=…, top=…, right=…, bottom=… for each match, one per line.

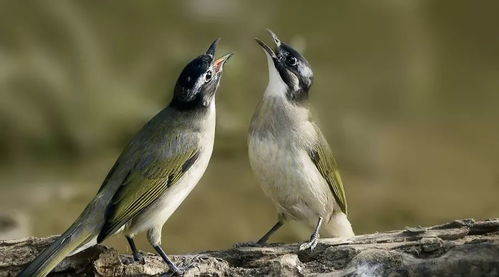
left=255, top=29, right=313, bottom=102
left=171, top=39, right=233, bottom=110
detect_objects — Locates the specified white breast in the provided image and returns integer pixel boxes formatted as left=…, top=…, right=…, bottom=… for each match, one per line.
left=248, top=130, right=334, bottom=225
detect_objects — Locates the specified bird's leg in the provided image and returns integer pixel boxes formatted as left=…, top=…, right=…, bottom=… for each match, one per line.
left=234, top=220, right=284, bottom=248
left=257, top=220, right=284, bottom=245
left=154, top=245, right=183, bottom=276
left=148, top=227, right=186, bottom=276
left=126, top=236, right=145, bottom=263
left=299, top=217, right=323, bottom=251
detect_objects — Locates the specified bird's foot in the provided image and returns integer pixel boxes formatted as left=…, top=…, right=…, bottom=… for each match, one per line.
left=299, top=232, right=319, bottom=252
left=133, top=252, right=146, bottom=264
left=233, top=241, right=265, bottom=248
left=161, top=265, right=184, bottom=277
left=161, top=254, right=208, bottom=277
left=161, top=268, right=184, bottom=277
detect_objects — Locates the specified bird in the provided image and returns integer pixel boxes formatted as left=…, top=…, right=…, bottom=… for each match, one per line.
left=247, top=30, right=354, bottom=251
left=17, top=39, right=233, bottom=277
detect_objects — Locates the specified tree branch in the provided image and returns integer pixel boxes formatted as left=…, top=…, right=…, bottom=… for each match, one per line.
left=1, top=218, right=498, bottom=276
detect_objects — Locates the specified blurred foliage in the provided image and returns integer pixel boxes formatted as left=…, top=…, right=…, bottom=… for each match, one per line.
left=0, top=0, right=498, bottom=253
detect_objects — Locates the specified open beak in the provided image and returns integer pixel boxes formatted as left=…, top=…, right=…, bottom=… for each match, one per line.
left=206, top=38, right=233, bottom=73
left=206, top=38, right=221, bottom=58
left=254, top=29, right=281, bottom=59
left=213, top=52, right=233, bottom=73
left=255, top=38, right=276, bottom=58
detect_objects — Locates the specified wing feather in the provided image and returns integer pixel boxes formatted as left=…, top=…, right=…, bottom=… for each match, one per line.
left=307, top=126, right=348, bottom=214
left=97, top=149, right=199, bottom=242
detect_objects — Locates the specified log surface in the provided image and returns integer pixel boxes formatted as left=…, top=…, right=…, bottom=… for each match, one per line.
left=1, top=218, right=498, bottom=276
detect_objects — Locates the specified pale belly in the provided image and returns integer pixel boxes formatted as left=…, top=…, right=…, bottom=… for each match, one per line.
left=248, top=135, right=334, bottom=224
left=125, top=107, right=216, bottom=236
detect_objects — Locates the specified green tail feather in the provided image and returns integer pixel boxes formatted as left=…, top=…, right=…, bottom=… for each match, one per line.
left=17, top=223, right=94, bottom=277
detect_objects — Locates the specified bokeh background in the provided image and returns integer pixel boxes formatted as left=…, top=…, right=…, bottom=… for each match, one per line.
left=1, top=0, right=498, bottom=254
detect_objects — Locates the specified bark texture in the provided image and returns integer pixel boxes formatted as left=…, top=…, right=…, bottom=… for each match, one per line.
left=1, top=218, right=498, bottom=277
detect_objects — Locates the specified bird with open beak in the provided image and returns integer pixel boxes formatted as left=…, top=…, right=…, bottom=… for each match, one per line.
left=17, top=39, right=232, bottom=277
left=247, top=30, right=354, bottom=251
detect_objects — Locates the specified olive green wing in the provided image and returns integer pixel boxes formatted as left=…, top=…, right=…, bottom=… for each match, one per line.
left=97, top=148, right=199, bottom=242
left=308, top=126, right=348, bottom=214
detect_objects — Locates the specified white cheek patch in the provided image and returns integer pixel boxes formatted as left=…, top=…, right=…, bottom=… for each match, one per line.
left=288, top=71, right=300, bottom=91
left=299, top=64, right=313, bottom=79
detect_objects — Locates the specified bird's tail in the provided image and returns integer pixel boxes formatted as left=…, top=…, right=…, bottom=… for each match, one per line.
left=321, top=212, right=355, bottom=238
left=17, top=220, right=97, bottom=277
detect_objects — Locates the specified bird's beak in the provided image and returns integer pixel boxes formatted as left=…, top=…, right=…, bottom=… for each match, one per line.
left=254, top=29, right=282, bottom=59
left=206, top=38, right=221, bottom=58
left=213, top=53, right=234, bottom=73
left=255, top=38, right=276, bottom=58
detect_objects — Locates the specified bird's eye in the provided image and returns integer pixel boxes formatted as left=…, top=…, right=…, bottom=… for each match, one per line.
left=205, top=70, right=213, bottom=82
left=286, top=56, right=297, bottom=66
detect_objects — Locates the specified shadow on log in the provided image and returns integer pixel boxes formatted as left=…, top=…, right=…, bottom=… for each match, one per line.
left=1, top=218, right=498, bottom=276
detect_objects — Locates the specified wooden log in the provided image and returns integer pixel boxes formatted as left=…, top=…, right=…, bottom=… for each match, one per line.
left=1, top=218, right=498, bottom=276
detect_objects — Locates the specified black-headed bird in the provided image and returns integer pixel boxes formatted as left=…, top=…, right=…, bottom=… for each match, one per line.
left=17, top=39, right=232, bottom=277
left=248, top=30, right=354, bottom=251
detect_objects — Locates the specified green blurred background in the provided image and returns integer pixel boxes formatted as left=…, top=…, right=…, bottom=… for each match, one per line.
left=1, top=0, right=498, bottom=254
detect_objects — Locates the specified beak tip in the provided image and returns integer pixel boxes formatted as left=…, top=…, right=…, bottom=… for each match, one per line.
left=206, top=38, right=221, bottom=57
left=224, top=52, right=234, bottom=62
left=265, top=29, right=281, bottom=46
left=214, top=52, right=234, bottom=72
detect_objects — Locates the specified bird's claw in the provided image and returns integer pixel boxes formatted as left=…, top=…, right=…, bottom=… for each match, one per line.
left=162, top=255, right=207, bottom=277
left=161, top=269, right=183, bottom=277
left=161, top=266, right=185, bottom=277
left=133, top=252, right=146, bottom=264
left=299, top=233, right=319, bottom=252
